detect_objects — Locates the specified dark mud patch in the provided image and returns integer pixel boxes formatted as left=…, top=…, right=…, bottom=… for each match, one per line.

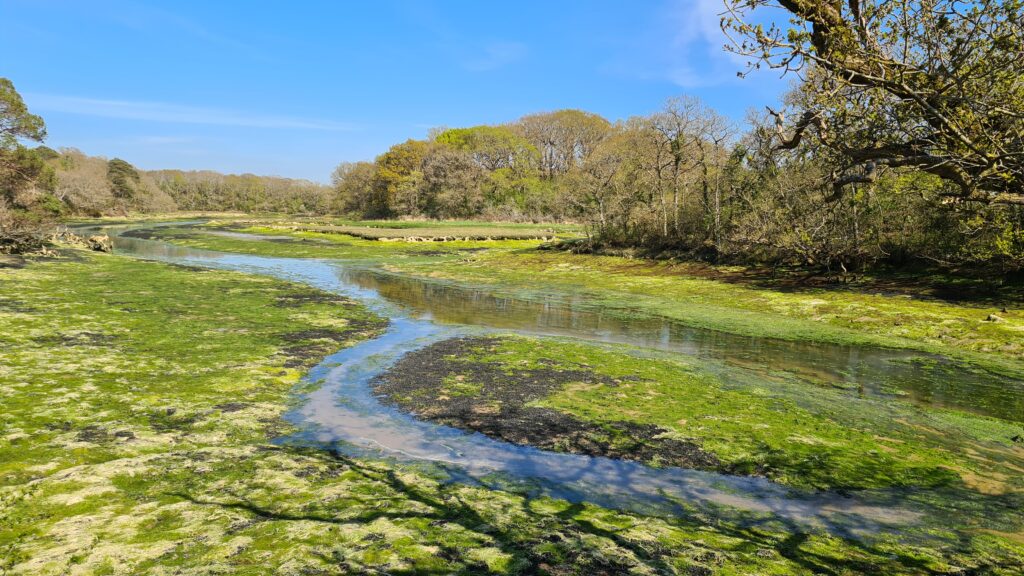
left=273, top=290, right=358, bottom=308
left=277, top=319, right=388, bottom=369
left=264, top=236, right=331, bottom=245
left=0, top=255, right=27, bottom=269
left=73, top=425, right=132, bottom=443
left=120, top=228, right=194, bottom=241
left=121, top=223, right=230, bottom=242
left=0, top=296, right=35, bottom=313
left=148, top=407, right=203, bottom=432
left=166, top=263, right=211, bottom=273
left=75, top=425, right=110, bottom=443
left=371, top=337, right=722, bottom=471
left=32, top=331, right=116, bottom=347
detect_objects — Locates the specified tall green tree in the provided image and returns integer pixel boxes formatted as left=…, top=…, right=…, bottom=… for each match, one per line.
left=1, top=78, right=49, bottom=196
left=371, top=139, right=430, bottom=217
left=107, top=158, right=141, bottom=201
left=0, top=78, right=45, bottom=150
left=1, top=77, right=56, bottom=252
left=724, top=0, right=1024, bottom=204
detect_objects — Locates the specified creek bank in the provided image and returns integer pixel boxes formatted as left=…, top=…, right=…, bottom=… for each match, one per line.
left=371, top=337, right=726, bottom=472
left=545, top=238, right=1024, bottom=304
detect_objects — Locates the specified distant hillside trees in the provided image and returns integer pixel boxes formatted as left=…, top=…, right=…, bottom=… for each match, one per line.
left=331, top=161, right=376, bottom=215
left=332, top=92, right=1024, bottom=272
left=48, top=149, right=176, bottom=216
left=0, top=76, right=336, bottom=222
left=149, top=170, right=332, bottom=214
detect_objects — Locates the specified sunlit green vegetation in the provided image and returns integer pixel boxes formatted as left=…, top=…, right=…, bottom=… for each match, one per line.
left=123, top=222, right=540, bottom=261
left=400, top=334, right=1024, bottom=493
left=9, top=251, right=1019, bottom=574
left=149, top=220, right=1024, bottom=377
left=233, top=222, right=571, bottom=241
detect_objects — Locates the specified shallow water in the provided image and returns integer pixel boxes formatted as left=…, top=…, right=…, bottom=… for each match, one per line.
left=338, top=266, right=1024, bottom=422
left=88, top=225, right=1024, bottom=540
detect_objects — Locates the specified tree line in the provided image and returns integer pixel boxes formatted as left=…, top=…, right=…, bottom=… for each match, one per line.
left=4, top=1, right=1022, bottom=270
left=331, top=0, right=1024, bottom=272
left=330, top=95, right=1022, bottom=271
left=1, top=76, right=335, bottom=254
left=149, top=169, right=331, bottom=214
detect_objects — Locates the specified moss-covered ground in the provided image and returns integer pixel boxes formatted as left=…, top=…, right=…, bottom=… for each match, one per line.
left=7, top=252, right=1005, bottom=574
left=7, top=219, right=1021, bottom=573
left=371, top=335, right=1024, bottom=493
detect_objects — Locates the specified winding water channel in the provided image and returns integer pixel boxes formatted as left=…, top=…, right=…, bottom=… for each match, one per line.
left=82, top=223, right=1024, bottom=543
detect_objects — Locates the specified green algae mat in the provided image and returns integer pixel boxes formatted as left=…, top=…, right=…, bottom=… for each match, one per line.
left=3, top=240, right=1024, bottom=574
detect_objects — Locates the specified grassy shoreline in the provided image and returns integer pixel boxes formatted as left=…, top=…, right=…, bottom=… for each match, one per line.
left=370, top=334, right=1024, bottom=493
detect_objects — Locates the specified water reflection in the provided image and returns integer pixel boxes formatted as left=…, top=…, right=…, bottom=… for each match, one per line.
left=339, top=266, right=1024, bottom=423
left=293, top=315, right=921, bottom=538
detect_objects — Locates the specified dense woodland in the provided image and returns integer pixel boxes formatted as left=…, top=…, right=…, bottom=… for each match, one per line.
left=331, top=101, right=1023, bottom=271
left=3, top=1, right=1023, bottom=272
left=149, top=170, right=332, bottom=214
left=331, top=0, right=1024, bottom=272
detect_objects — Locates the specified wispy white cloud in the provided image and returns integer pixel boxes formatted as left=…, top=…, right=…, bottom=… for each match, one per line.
left=107, top=1, right=274, bottom=63
left=135, top=135, right=196, bottom=145
left=461, top=41, right=528, bottom=72
left=603, top=0, right=756, bottom=89
left=398, top=2, right=526, bottom=72
left=27, top=94, right=357, bottom=131
left=663, top=0, right=749, bottom=86
left=668, top=0, right=739, bottom=58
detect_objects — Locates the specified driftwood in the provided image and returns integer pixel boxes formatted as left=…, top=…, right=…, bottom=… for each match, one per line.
left=1, top=225, right=113, bottom=255
left=0, top=228, right=47, bottom=255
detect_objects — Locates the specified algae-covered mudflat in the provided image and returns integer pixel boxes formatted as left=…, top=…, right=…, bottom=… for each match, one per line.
left=3, top=219, right=1024, bottom=575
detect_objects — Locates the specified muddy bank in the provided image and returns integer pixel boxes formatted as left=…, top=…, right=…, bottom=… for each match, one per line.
left=371, top=337, right=724, bottom=471
left=277, top=320, right=387, bottom=368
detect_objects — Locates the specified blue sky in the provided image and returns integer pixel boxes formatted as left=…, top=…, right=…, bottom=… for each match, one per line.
left=1, top=0, right=789, bottom=182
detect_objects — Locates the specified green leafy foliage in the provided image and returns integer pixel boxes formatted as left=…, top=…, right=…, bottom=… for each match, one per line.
left=106, top=158, right=141, bottom=200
